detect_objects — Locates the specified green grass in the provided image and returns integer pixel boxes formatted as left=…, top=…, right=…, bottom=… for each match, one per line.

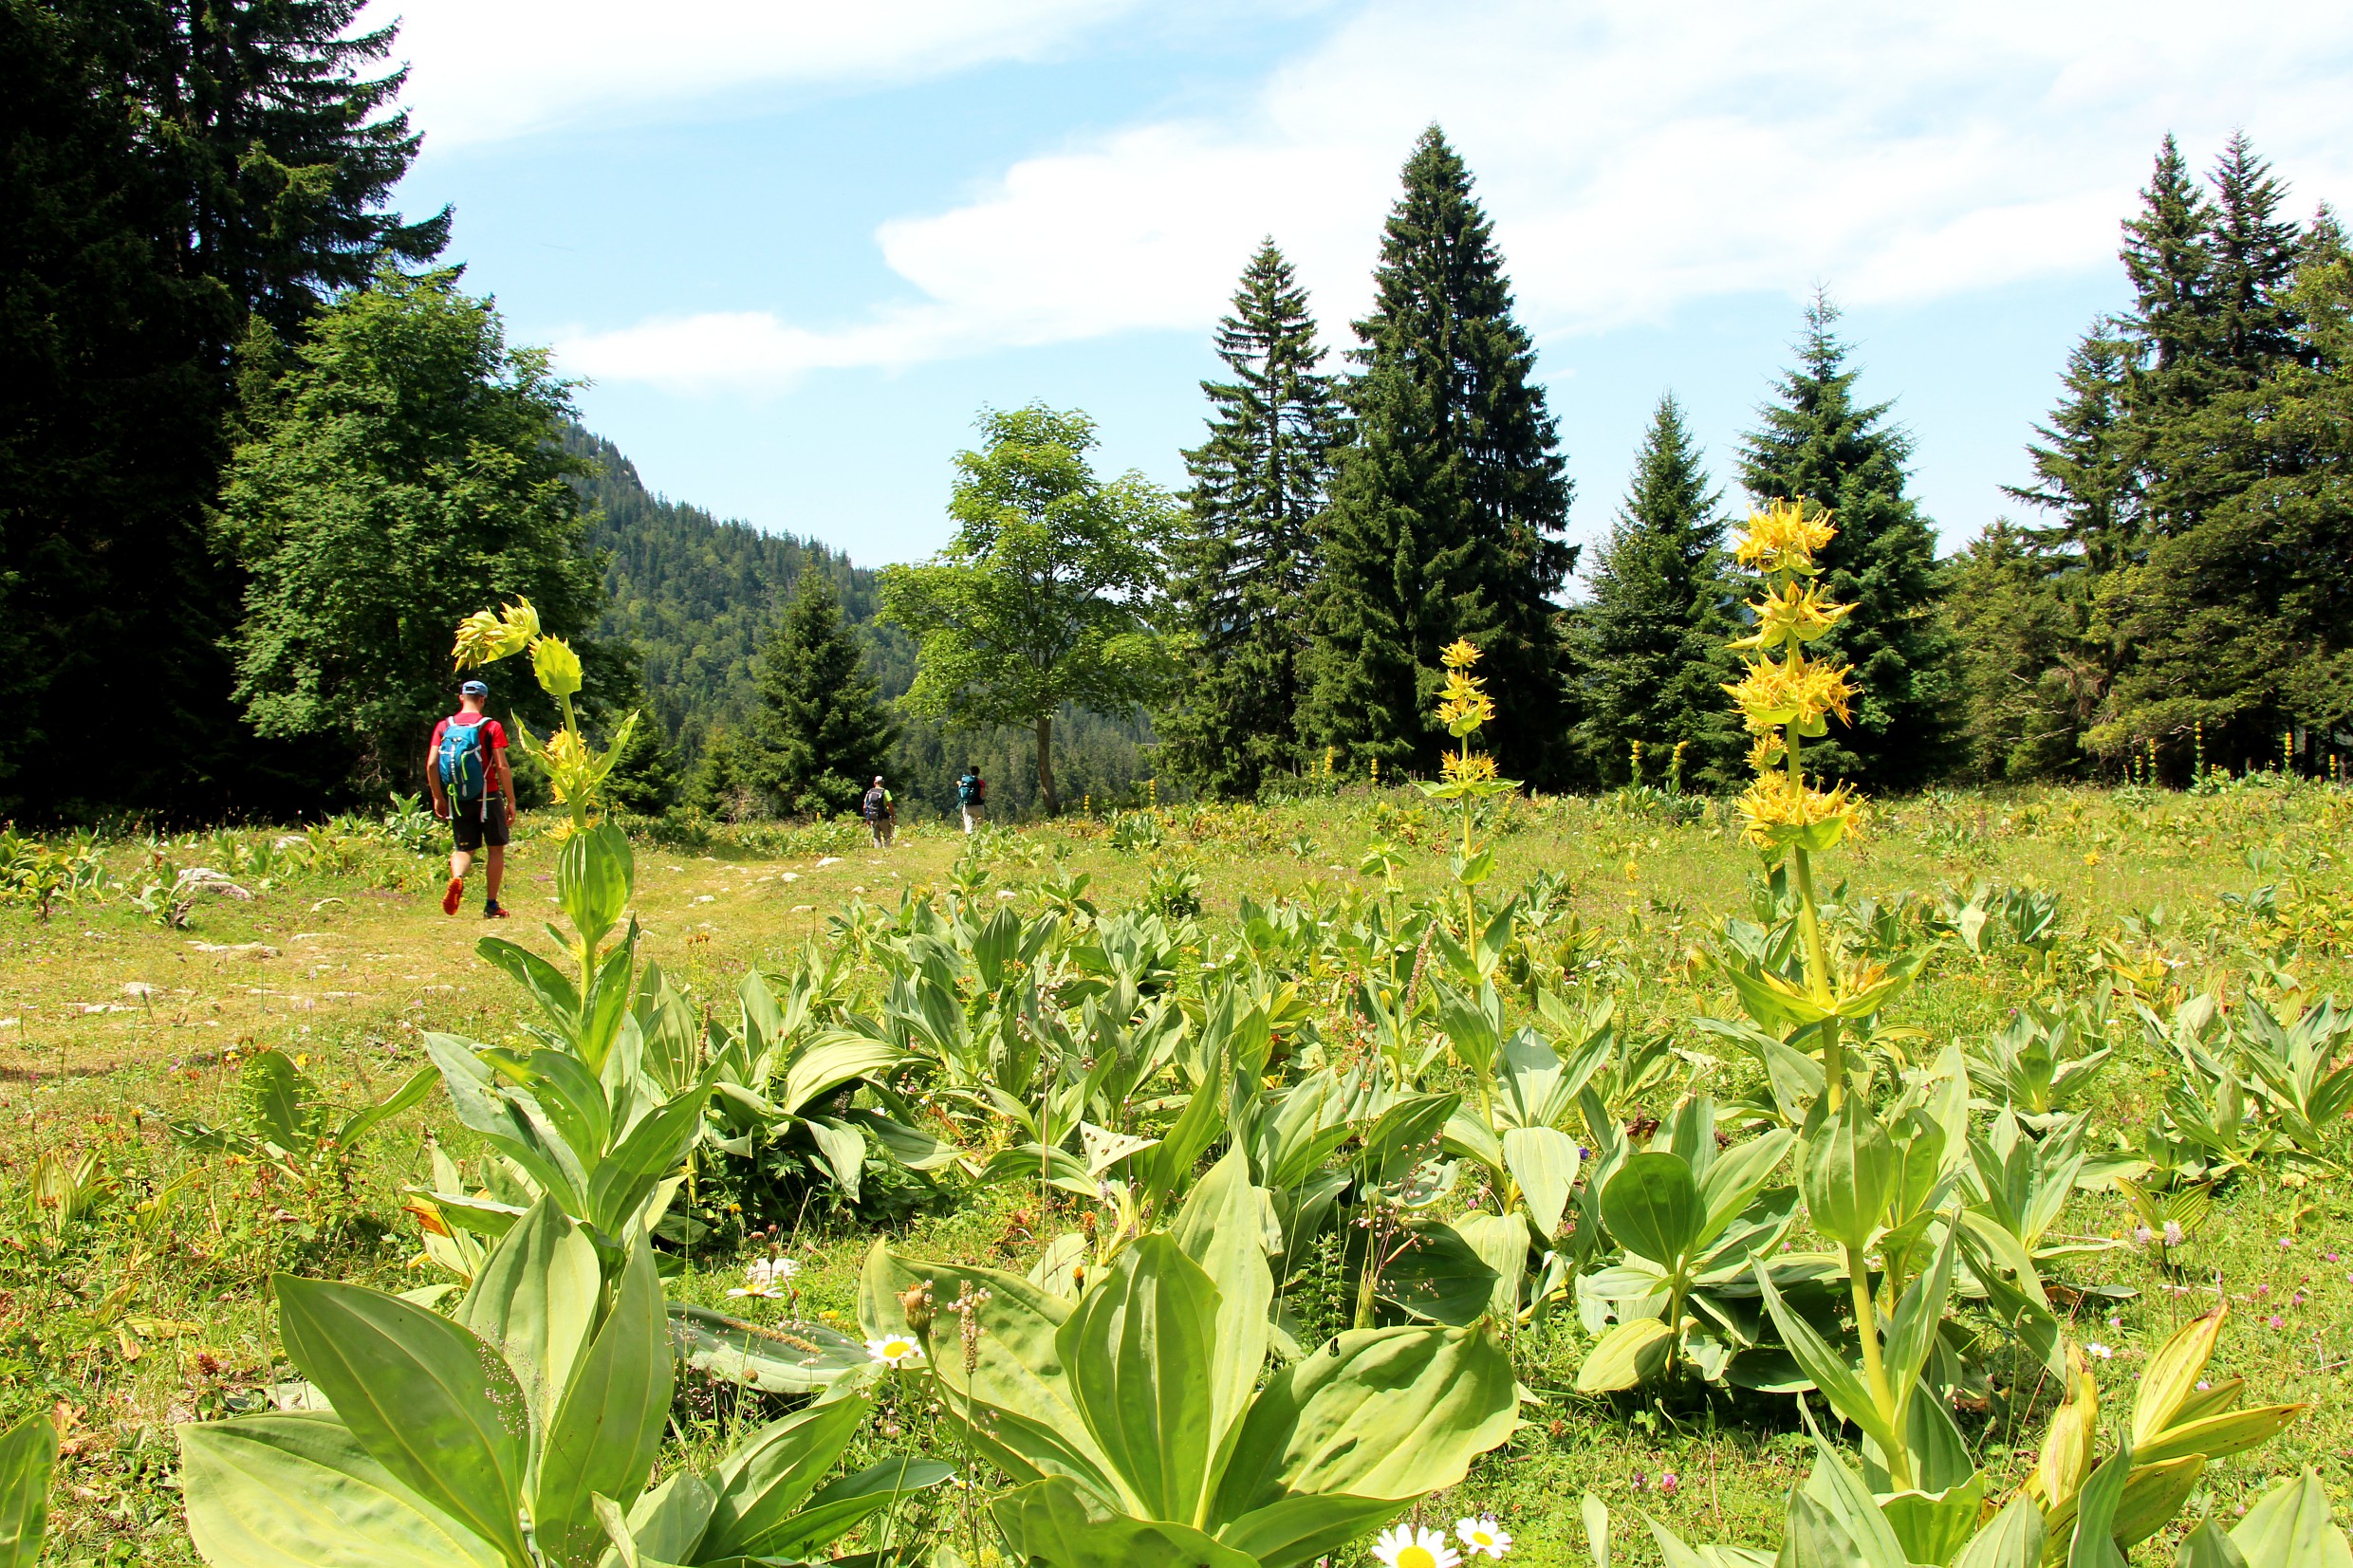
left=2, top=781, right=2350, bottom=1564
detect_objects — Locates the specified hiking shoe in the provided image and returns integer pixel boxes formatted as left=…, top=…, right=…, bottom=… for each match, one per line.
left=484, top=901, right=510, bottom=918
left=442, top=877, right=465, bottom=915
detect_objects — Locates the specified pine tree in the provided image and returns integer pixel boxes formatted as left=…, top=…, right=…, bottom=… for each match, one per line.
left=1157, top=240, right=1340, bottom=798
left=1568, top=396, right=1740, bottom=789
left=1302, top=125, right=1576, bottom=784
left=682, top=729, right=755, bottom=821
left=1738, top=294, right=1959, bottom=790
left=750, top=571, right=899, bottom=819
left=2119, top=135, right=2217, bottom=420
left=2007, top=328, right=2139, bottom=571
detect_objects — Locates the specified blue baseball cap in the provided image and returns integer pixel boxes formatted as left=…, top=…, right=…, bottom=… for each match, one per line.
left=459, top=679, right=489, bottom=697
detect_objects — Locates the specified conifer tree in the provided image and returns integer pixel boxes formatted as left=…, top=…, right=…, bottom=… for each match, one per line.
left=1568, top=395, right=1740, bottom=789
left=1303, top=126, right=1575, bottom=784
left=1738, top=295, right=1958, bottom=790
left=751, top=570, right=898, bottom=819
left=1158, top=240, right=1340, bottom=798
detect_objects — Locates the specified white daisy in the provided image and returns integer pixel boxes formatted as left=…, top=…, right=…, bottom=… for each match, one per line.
left=1374, top=1524, right=1462, bottom=1568
left=1456, top=1517, right=1513, bottom=1559
left=2084, top=1341, right=2114, bottom=1360
left=726, top=1256, right=800, bottom=1300
left=866, top=1334, right=924, bottom=1368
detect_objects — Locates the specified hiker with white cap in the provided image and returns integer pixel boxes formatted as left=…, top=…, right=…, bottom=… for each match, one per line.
left=861, top=774, right=896, bottom=849
left=427, top=677, right=516, bottom=917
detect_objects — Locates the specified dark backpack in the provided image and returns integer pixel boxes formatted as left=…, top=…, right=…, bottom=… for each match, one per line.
left=436, top=717, right=489, bottom=799
left=958, top=774, right=985, bottom=805
left=862, top=787, right=887, bottom=821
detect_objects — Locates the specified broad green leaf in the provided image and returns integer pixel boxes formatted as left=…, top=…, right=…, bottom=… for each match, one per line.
left=577, top=933, right=638, bottom=1075
left=584, top=1086, right=710, bottom=1235
left=1751, top=1265, right=1897, bottom=1454
left=1454, top=1212, right=1533, bottom=1322
left=1955, top=1495, right=2046, bottom=1568
left=0, top=1413, right=54, bottom=1568
left=777, top=1035, right=903, bottom=1116
left=2111, top=1455, right=2207, bottom=1549
left=1783, top=1489, right=1868, bottom=1568
left=474, top=939, right=581, bottom=1038
left=1376, top=1220, right=1503, bottom=1326
left=1058, top=1235, right=1218, bottom=1521
left=1696, top=1129, right=1794, bottom=1245
left=456, top=1196, right=600, bottom=1432
left=1882, top=1219, right=1959, bottom=1407
left=702, top=1397, right=871, bottom=1559
left=1436, top=985, right=1502, bottom=1079
left=1504, top=1126, right=1581, bottom=1239
left=2137, top=1403, right=2310, bottom=1465
left=178, top=1412, right=506, bottom=1568
left=2178, top=1520, right=2252, bottom=1568
left=1803, top=1103, right=1898, bottom=1251
left=1215, top=1491, right=1417, bottom=1568
left=754, top=1457, right=954, bottom=1559
left=1602, top=1153, right=1704, bottom=1267
left=671, top=1304, right=871, bottom=1395
left=993, top=1477, right=1259, bottom=1568
left=1881, top=1473, right=1986, bottom=1568
left=1796, top=1418, right=1908, bottom=1568
left=1583, top=1493, right=1611, bottom=1568
left=274, top=1276, right=531, bottom=1563
left=532, top=1233, right=672, bottom=1563
left=1169, top=1149, right=1276, bottom=1469
left=1214, top=1325, right=1514, bottom=1526
left=557, top=823, right=632, bottom=951
left=1359, top=1094, right=1460, bottom=1184
left=484, top=1048, right=611, bottom=1169
left=622, top=1470, right=715, bottom=1566
left=336, top=1067, right=439, bottom=1150
left=1575, top=1318, right=1676, bottom=1393
left=806, top=1116, right=869, bottom=1200
left=2069, top=1443, right=2135, bottom=1568
left=2132, top=1307, right=2226, bottom=1447
left=2229, top=1468, right=2352, bottom=1568
left=422, top=1034, right=589, bottom=1209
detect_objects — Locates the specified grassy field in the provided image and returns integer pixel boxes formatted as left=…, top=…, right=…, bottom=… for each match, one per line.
left=2, top=781, right=2349, bottom=1565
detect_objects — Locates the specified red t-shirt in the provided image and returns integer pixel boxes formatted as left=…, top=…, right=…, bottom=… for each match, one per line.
left=431, top=712, right=509, bottom=797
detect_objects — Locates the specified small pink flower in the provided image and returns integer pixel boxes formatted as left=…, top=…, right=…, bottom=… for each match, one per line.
left=2268, top=1315, right=2284, bottom=1329
left=1659, top=1473, right=1680, bottom=1495
left=2255, top=1283, right=2270, bottom=1297
left=1632, top=1472, right=1647, bottom=1491
left=2279, top=1238, right=2294, bottom=1250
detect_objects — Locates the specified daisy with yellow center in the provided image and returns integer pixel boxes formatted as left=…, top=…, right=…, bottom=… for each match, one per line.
left=865, top=1334, right=923, bottom=1367
left=1455, top=1517, right=1512, bottom=1559
left=1374, top=1523, right=1463, bottom=1568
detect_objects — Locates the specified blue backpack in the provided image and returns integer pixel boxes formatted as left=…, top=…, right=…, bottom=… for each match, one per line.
left=436, top=717, right=489, bottom=799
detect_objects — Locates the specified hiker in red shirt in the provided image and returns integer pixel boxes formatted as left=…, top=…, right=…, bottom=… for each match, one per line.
left=426, top=678, right=517, bottom=917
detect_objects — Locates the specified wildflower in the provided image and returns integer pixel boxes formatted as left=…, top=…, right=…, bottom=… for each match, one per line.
left=1455, top=1518, right=1513, bottom=1559
left=2280, top=1237, right=2294, bottom=1251
left=1441, top=750, right=1500, bottom=785
left=2196, top=1380, right=2210, bottom=1391
left=2255, top=1283, right=2270, bottom=1298
left=727, top=1257, right=799, bottom=1300
left=1632, top=1472, right=1647, bottom=1491
left=2134, top=1226, right=2153, bottom=1246
left=530, top=634, right=584, bottom=698
left=1734, top=769, right=1862, bottom=853
left=1723, top=647, right=1855, bottom=735
left=453, top=599, right=538, bottom=669
left=2327, top=1252, right=2341, bottom=1263
left=2107, top=1316, right=2121, bottom=1329
left=1731, top=579, right=1852, bottom=652
left=2163, top=1220, right=2184, bottom=1247
left=1440, top=638, right=1483, bottom=672
left=1658, top=1472, right=1680, bottom=1495
left=865, top=1334, right=923, bottom=1368
left=2269, top=1316, right=2284, bottom=1329
left=1435, top=669, right=1496, bottom=738
left=2085, top=1342, right=2114, bottom=1360
left=1374, top=1524, right=1462, bottom=1568
left=1732, top=498, right=1835, bottom=576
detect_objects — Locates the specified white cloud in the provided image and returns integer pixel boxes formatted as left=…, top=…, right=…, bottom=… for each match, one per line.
left=370, top=0, right=1138, bottom=148
left=553, top=0, right=2353, bottom=391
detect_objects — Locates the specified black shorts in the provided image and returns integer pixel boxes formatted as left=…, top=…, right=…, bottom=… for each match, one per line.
left=452, top=797, right=510, bottom=851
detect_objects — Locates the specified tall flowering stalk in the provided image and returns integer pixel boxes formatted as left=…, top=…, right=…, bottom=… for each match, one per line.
left=1420, top=638, right=1518, bottom=936
left=1720, top=501, right=1890, bottom=1106
left=452, top=598, right=637, bottom=835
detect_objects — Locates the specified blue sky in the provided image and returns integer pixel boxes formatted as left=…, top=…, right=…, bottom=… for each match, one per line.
left=379, top=0, right=2353, bottom=578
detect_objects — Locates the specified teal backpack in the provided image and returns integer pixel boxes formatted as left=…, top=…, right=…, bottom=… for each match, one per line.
left=436, top=718, right=489, bottom=799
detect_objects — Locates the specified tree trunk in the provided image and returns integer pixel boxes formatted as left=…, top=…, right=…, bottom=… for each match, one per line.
left=1034, top=711, right=1058, bottom=816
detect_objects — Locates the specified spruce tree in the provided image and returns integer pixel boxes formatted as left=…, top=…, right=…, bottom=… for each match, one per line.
left=751, top=570, right=898, bottom=819
left=1568, top=396, right=1740, bottom=789
left=1158, top=239, right=1340, bottom=799
left=1738, top=295, right=1959, bottom=790
left=1302, top=125, right=1575, bottom=784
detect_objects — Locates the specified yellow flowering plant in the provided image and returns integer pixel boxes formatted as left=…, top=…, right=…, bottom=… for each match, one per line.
left=452, top=597, right=636, bottom=835
left=1417, top=639, right=1522, bottom=935
left=1716, top=501, right=1918, bottom=1109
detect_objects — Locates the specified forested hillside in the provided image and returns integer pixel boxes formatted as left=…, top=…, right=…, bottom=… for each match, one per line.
left=566, top=426, right=1160, bottom=816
